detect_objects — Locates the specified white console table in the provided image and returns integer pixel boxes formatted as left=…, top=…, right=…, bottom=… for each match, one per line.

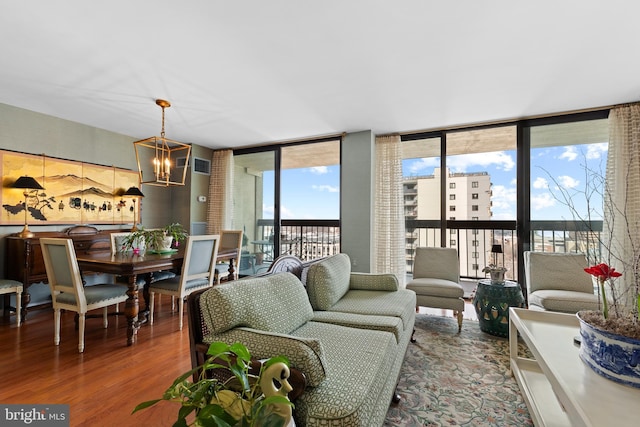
left=508, top=308, right=640, bottom=427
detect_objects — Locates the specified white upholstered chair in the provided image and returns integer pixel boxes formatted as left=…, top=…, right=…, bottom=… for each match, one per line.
left=406, top=247, right=465, bottom=332
left=149, top=234, right=220, bottom=330
left=0, top=279, right=23, bottom=326
left=215, top=230, right=243, bottom=284
left=40, top=237, right=128, bottom=353
left=524, top=251, right=600, bottom=313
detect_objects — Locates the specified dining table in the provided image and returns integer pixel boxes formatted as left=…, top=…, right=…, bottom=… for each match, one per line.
left=75, top=246, right=238, bottom=346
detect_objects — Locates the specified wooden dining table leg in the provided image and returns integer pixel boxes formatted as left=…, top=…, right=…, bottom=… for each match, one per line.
left=125, top=274, right=141, bottom=345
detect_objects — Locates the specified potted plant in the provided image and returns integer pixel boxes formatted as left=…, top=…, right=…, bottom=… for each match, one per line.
left=133, top=341, right=294, bottom=427
left=481, top=264, right=508, bottom=285
left=123, top=223, right=188, bottom=253
left=542, top=154, right=640, bottom=387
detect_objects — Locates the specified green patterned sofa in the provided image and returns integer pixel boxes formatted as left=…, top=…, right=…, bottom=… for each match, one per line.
left=193, top=253, right=416, bottom=427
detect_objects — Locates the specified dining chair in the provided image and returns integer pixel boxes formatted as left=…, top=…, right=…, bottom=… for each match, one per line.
left=215, top=230, right=243, bottom=284
left=0, top=279, right=23, bottom=326
left=40, top=237, right=128, bottom=353
left=148, top=234, right=220, bottom=330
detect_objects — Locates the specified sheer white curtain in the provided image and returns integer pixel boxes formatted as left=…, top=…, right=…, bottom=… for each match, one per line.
left=374, top=135, right=406, bottom=286
left=606, top=104, right=640, bottom=311
left=207, top=149, right=234, bottom=235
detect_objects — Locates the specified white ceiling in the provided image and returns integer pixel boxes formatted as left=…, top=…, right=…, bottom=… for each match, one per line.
left=2, top=1, right=639, bottom=150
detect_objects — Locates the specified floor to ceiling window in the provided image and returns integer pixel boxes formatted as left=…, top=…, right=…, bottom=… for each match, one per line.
left=446, top=125, right=517, bottom=279
left=527, top=116, right=609, bottom=263
left=234, top=137, right=341, bottom=271
left=401, top=110, right=609, bottom=284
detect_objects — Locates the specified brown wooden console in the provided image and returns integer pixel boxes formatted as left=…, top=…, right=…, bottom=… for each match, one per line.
left=5, top=225, right=127, bottom=321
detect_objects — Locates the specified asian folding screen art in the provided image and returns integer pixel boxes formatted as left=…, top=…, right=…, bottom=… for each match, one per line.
left=1, top=151, right=140, bottom=225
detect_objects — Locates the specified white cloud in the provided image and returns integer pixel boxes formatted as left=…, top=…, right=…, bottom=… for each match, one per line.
left=312, top=184, right=339, bottom=193
left=309, top=166, right=328, bottom=175
left=280, top=205, right=295, bottom=219
left=532, top=177, right=548, bottom=189
left=491, top=185, right=517, bottom=210
left=531, top=193, right=556, bottom=210
left=407, top=157, right=439, bottom=174
left=448, top=151, right=515, bottom=172
left=263, top=204, right=295, bottom=219
left=586, top=143, right=608, bottom=159
left=559, top=146, right=578, bottom=161
left=558, top=175, right=579, bottom=189
left=262, top=204, right=274, bottom=219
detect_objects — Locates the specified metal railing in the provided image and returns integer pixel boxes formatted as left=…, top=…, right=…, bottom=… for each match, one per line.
left=255, top=219, right=340, bottom=262
left=252, top=218, right=603, bottom=282
left=405, top=219, right=603, bottom=283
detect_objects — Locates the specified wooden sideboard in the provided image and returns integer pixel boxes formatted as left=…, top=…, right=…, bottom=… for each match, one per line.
left=5, top=225, right=127, bottom=321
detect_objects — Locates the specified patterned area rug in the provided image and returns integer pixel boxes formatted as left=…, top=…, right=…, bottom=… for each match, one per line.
left=384, top=314, right=533, bottom=426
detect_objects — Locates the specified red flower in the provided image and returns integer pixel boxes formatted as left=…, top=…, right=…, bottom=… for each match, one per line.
left=584, top=263, right=622, bottom=280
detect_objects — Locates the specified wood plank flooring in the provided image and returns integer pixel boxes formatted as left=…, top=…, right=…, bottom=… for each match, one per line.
left=0, top=293, right=479, bottom=427
left=0, top=297, right=193, bottom=426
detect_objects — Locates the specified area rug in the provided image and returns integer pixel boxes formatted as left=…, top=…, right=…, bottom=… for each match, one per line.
left=384, top=314, right=533, bottom=427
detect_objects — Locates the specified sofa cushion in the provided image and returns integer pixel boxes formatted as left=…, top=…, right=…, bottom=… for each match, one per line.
left=328, top=289, right=416, bottom=330
left=290, top=321, right=398, bottom=426
left=306, top=253, right=352, bottom=310
left=200, top=272, right=313, bottom=335
left=529, top=289, right=600, bottom=313
left=406, top=277, right=464, bottom=298
left=312, top=311, right=404, bottom=343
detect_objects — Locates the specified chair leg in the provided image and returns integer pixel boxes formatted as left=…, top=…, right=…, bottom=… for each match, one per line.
left=54, top=309, right=61, bottom=346
left=78, top=314, right=86, bottom=353
left=149, top=292, right=155, bottom=325
left=178, top=297, right=184, bottom=330
left=456, top=310, right=463, bottom=332
left=15, top=290, right=22, bottom=327
left=102, top=307, right=108, bottom=328
left=171, top=296, right=175, bottom=311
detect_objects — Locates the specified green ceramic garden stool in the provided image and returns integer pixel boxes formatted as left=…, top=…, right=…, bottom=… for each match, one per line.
left=473, top=279, right=524, bottom=337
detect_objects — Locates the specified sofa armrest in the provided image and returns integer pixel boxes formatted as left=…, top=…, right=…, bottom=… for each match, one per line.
left=349, top=272, right=399, bottom=291
left=204, top=327, right=327, bottom=387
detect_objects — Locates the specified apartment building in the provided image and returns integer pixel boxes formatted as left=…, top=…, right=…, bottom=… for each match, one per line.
left=404, top=167, right=492, bottom=276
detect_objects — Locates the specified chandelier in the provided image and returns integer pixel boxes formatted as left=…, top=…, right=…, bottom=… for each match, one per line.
left=134, top=99, right=191, bottom=186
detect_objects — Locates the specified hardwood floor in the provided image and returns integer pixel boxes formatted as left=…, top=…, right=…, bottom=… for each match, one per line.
left=0, top=293, right=479, bottom=427
left=0, top=297, right=193, bottom=426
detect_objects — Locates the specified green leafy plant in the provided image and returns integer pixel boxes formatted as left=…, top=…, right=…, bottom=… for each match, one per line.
left=132, top=341, right=294, bottom=427
left=123, top=223, right=188, bottom=252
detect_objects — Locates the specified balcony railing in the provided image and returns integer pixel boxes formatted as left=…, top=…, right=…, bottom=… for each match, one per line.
left=255, top=219, right=340, bottom=262
left=405, top=219, right=603, bottom=283
left=253, top=218, right=603, bottom=283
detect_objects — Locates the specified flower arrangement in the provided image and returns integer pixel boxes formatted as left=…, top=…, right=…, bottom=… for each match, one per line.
left=542, top=152, right=640, bottom=340
left=583, top=263, right=640, bottom=339
left=132, top=341, right=294, bottom=427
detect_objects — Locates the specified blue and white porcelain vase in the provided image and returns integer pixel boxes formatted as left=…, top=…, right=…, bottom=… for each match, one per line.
left=577, top=311, right=640, bottom=388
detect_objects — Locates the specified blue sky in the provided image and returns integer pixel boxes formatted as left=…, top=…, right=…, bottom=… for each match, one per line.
left=262, top=165, right=340, bottom=219
left=403, top=143, right=608, bottom=221
left=261, top=143, right=608, bottom=221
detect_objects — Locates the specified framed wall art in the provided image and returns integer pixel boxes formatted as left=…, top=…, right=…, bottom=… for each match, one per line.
left=1, top=150, right=140, bottom=226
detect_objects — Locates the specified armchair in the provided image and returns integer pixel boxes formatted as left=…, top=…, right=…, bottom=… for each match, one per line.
left=524, top=251, right=600, bottom=313
left=406, top=247, right=465, bottom=332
